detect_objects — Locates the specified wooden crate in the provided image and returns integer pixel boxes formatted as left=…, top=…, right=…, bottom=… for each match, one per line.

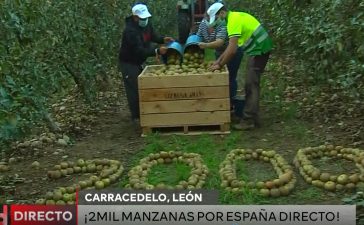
left=138, top=65, right=230, bottom=136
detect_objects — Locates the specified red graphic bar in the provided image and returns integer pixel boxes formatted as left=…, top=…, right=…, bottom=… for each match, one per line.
left=10, top=205, right=76, bottom=225
left=0, top=205, right=8, bottom=225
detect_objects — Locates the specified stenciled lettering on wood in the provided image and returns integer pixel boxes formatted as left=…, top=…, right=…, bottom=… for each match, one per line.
left=165, top=89, right=204, bottom=99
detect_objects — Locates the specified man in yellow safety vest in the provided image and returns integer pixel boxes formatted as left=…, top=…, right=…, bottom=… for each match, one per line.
left=207, top=3, right=273, bottom=130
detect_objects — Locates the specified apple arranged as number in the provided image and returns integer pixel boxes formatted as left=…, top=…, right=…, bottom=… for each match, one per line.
left=220, top=149, right=296, bottom=197
left=294, top=145, right=364, bottom=192
left=35, top=158, right=123, bottom=205
left=125, top=151, right=209, bottom=190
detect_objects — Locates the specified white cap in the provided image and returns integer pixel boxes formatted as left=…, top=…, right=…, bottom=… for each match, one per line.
left=207, top=2, right=224, bottom=25
left=132, top=4, right=152, bottom=19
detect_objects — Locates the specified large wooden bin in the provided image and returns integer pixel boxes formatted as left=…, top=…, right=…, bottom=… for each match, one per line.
left=138, top=65, right=231, bottom=136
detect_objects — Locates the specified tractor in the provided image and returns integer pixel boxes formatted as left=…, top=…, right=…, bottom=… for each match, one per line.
left=177, top=0, right=223, bottom=44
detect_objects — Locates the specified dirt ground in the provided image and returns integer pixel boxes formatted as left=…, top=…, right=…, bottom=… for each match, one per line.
left=0, top=89, right=147, bottom=203
left=0, top=65, right=363, bottom=206
left=0, top=105, right=354, bottom=204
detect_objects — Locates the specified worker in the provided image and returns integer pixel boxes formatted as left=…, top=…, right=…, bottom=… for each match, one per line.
left=197, top=0, right=228, bottom=60
left=207, top=3, right=273, bottom=130
left=118, top=4, right=174, bottom=126
left=197, top=12, right=244, bottom=120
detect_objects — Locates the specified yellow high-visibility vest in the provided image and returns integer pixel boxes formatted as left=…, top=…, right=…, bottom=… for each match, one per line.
left=227, top=11, right=273, bottom=55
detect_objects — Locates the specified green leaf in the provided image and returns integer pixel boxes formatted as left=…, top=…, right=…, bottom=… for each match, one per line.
left=358, top=201, right=364, bottom=207
left=342, top=198, right=354, bottom=204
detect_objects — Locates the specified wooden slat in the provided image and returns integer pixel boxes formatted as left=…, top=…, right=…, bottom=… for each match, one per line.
left=141, top=124, right=231, bottom=137
left=140, top=98, right=230, bottom=114
left=138, top=65, right=231, bottom=132
left=139, top=73, right=228, bottom=89
left=183, top=126, right=188, bottom=134
left=140, top=111, right=230, bottom=127
left=141, top=130, right=230, bottom=137
left=142, top=127, right=152, bottom=135
left=220, top=123, right=230, bottom=132
left=139, top=86, right=229, bottom=102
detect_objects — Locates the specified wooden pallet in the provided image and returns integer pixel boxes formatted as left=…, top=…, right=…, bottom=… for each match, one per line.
left=141, top=123, right=230, bottom=137
left=138, top=65, right=231, bottom=136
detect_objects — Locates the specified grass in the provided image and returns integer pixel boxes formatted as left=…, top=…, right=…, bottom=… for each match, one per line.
left=117, top=54, right=357, bottom=206
left=311, top=156, right=360, bottom=174
left=235, top=160, right=277, bottom=183
left=204, top=48, right=216, bottom=61
left=119, top=127, right=349, bottom=204
left=294, top=187, right=323, bottom=200
left=147, top=162, right=191, bottom=186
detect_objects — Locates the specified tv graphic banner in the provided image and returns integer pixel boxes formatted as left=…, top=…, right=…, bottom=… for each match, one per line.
left=3, top=205, right=76, bottom=225
left=0, top=190, right=357, bottom=225
left=78, top=205, right=355, bottom=225
left=0, top=205, right=8, bottom=225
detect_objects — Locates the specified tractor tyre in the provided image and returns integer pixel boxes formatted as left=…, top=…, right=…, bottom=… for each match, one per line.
left=177, top=11, right=191, bottom=44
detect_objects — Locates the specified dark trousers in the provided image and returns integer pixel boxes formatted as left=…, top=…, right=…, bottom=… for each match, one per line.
left=243, top=52, right=270, bottom=121
left=227, top=47, right=244, bottom=103
left=216, top=47, right=244, bottom=109
left=119, top=61, right=143, bottom=120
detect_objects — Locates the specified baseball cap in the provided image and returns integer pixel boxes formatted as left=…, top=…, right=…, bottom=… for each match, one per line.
left=132, top=4, right=152, bottom=19
left=207, top=2, right=224, bottom=25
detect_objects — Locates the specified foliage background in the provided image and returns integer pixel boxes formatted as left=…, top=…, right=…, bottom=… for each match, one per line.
left=0, top=0, right=176, bottom=146
left=239, top=0, right=364, bottom=96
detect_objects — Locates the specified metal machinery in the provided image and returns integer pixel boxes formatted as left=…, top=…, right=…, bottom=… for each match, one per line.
left=176, top=0, right=211, bottom=43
